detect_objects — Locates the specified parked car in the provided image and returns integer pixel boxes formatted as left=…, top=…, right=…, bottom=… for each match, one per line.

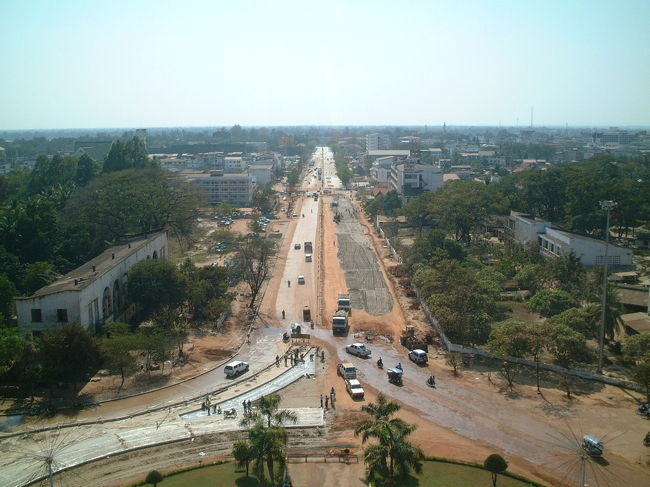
left=346, top=343, right=371, bottom=358
left=409, top=349, right=428, bottom=364
left=294, top=243, right=301, bottom=249
left=224, top=361, right=249, bottom=378
left=345, top=379, right=365, bottom=400
left=337, top=362, right=357, bottom=379
left=297, top=275, right=305, bottom=284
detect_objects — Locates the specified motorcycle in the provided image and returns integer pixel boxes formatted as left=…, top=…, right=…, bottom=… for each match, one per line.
left=377, top=358, right=383, bottom=369
left=426, top=375, right=436, bottom=388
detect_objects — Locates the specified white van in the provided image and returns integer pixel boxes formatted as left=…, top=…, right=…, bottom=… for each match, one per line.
left=224, top=361, right=249, bottom=378
left=409, top=349, right=428, bottom=364
left=305, top=253, right=312, bottom=262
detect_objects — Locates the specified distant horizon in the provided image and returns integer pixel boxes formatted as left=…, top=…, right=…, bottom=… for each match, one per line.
left=2, top=1, right=649, bottom=130
left=2, top=123, right=650, bottom=134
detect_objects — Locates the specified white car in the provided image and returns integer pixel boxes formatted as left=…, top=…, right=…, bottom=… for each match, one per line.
left=297, top=275, right=305, bottom=284
left=409, top=349, right=428, bottom=364
left=345, top=379, right=365, bottom=400
left=224, top=361, right=249, bottom=378
left=346, top=343, right=371, bottom=358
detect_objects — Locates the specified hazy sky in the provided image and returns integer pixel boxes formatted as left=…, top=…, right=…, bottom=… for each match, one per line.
left=1, top=0, right=649, bottom=129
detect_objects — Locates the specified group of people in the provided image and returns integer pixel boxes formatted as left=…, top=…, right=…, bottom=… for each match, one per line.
left=320, top=387, right=336, bottom=409
left=242, top=399, right=253, bottom=414
left=201, top=396, right=220, bottom=415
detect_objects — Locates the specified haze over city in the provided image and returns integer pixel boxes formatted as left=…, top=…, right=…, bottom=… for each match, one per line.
left=1, top=0, right=650, bottom=130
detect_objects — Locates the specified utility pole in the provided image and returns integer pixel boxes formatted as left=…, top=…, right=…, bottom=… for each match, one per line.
left=597, top=200, right=616, bottom=374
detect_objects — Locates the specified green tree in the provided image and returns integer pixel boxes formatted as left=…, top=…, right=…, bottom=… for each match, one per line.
left=0, top=273, right=17, bottom=319
left=545, top=307, right=598, bottom=339
left=127, top=259, right=186, bottom=317
left=488, top=319, right=530, bottom=391
left=145, top=469, right=164, bottom=487
left=39, top=323, right=100, bottom=389
left=630, top=359, right=650, bottom=403
left=65, top=168, right=200, bottom=240
left=100, top=332, right=138, bottom=390
left=354, top=393, right=424, bottom=481
left=484, top=453, right=508, bottom=487
left=21, top=261, right=56, bottom=295
left=75, top=153, right=99, bottom=186
left=241, top=393, right=298, bottom=429
left=103, top=137, right=152, bottom=173
left=623, top=333, right=650, bottom=364
left=0, top=327, right=24, bottom=374
left=527, top=289, right=577, bottom=317
left=248, top=423, right=288, bottom=485
left=232, top=441, right=254, bottom=477
left=383, top=190, right=402, bottom=216
left=546, top=324, right=589, bottom=399
left=236, top=238, right=276, bottom=308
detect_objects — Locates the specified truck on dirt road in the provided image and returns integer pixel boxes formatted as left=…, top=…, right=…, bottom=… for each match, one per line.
left=332, top=309, right=349, bottom=335
left=337, top=293, right=351, bottom=316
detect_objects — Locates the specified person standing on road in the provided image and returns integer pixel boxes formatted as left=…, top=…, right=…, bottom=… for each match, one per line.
left=325, top=395, right=329, bottom=409
left=320, top=394, right=323, bottom=408
left=276, top=355, right=280, bottom=366
left=282, top=310, right=285, bottom=319
left=242, top=400, right=247, bottom=413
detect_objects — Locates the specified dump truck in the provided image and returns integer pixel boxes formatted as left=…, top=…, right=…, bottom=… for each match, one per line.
left=304, top=241, right=313, bottom=253
left=332, top=309, right=349, bottom=335
left=337, top=293, right=351, bottom=316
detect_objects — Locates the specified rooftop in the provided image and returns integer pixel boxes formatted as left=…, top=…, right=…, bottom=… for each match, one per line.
left=17, top=231, right=167, bottom=299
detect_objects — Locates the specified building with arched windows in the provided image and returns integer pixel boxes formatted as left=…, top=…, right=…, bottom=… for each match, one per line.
left=15, top=231, right=168, bottom=334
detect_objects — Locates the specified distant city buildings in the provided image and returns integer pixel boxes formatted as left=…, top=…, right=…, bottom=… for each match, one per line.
left=389, top=163, right=443, bottom=199
left=181, top=170, right=256, bottom=206
left=366, top=133, right=390, bottom=151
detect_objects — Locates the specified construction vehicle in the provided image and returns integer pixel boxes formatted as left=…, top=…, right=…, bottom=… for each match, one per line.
left=400, top=326, right=428, bottom=352
left=332, top=309, right=349, bottom=335
left=304, top=241, right=313, bottom=253
left=337, top=293, right=352, bottom=316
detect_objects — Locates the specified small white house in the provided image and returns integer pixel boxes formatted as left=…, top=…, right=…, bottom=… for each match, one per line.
left=15, top=231, right=168, bottom=334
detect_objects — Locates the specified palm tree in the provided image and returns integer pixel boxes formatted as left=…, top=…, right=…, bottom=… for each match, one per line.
left=232, top=441, right=254, bottom=477
left=240, top=394, right=298, bottom=428
left=248, top=423, right=287, bottom=485
left=354, top=393, right=424, bottom=481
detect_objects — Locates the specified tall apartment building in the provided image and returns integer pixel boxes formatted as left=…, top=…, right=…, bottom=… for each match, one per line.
left=366, top=133, right=390, bottom=151
left=389, top=163, right=443, bottom=199
left=183, top=170, right=255, bottom=206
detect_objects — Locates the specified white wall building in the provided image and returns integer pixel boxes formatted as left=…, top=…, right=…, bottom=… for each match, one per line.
left=15, top=232, right=169, bottom=333
left=249, top=163, right=273, bottom=185
left=224, top=156, right=245, bottom=173
left=183, top=170, right=256, bottom=206
left=507, top=211, right=633, bottom=267
left=366, top=133, right=390, bottom=151
left=390, top=163, right=444, bottom=199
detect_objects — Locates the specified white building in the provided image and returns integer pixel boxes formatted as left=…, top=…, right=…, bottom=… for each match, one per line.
left=249, top=163, right=273, bottom=185
left=15, top=232, right=169, bottom=334
left=183, top=170, right=256, bottom=206
left=224, top=156, right=245, bottom=173
left=390, top=163, right=444, bottom=199
left=507, top=211, right=633, bottom=267
left=366, top=133, right=390, bottom=151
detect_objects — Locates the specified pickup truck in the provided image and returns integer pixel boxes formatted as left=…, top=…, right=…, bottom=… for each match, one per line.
left=346, top=343, right=372, bottom=358
left=345, top=379, right=365, bottom=400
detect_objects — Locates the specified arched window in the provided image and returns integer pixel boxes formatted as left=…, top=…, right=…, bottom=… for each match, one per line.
left=102, top=286, right=112, bottom=318
left=113, top=280, right=121, bottom=312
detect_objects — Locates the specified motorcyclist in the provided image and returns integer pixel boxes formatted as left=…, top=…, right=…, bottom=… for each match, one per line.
left=396, top=362, right=402, bottom=370
left=377, top=357, right=383, bottom=368
left=288, top=280, right=291, bottom=287
left=427, top=375, right=436, bottom=386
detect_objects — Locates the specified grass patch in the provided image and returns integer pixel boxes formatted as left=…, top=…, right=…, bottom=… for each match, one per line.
left=130, top=459, right=543, bottom=487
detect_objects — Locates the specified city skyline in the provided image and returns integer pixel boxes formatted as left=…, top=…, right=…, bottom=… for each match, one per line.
left=1, top=0, right=649, bottom=130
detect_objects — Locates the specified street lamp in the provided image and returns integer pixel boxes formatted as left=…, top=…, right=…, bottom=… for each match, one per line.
left=597, top=200, right=616, bottom=374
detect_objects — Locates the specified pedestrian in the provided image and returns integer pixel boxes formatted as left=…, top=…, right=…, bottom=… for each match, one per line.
left=276, top=355, right=280, bottom=367
left=284, top=355, right=288, bottom=366
left=213, top=404, right=217, bottom=414
left=320, top=394, right=323, bottom=408
left=325, top=395, right=329, bottom=409
left=282, top=310, right=285, bottom=319
left=242, top=400, right=247, bottom=413
left=247, top=399, right=252, bottom=412
left=330, top=393, right=335, bottom=408
left=321, top=350, right=325, bottom=362
left=331, top=386, right=335, bottom=396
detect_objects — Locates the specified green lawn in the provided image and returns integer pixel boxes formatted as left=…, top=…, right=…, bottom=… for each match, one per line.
left=377, top=461, right=540, bottom=486
left=134, top=460, right=540, bottom=487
